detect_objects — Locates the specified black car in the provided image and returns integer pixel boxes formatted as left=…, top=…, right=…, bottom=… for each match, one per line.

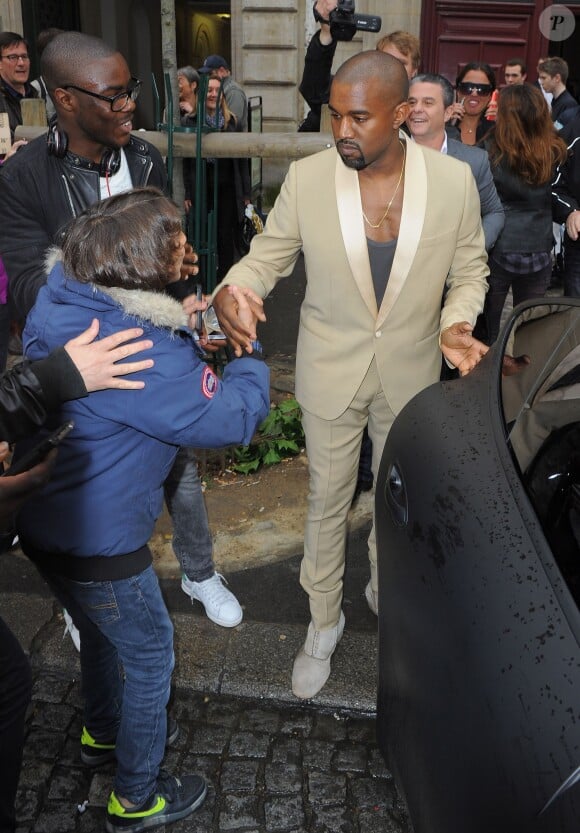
left=376, top=299, right=580, bottom=833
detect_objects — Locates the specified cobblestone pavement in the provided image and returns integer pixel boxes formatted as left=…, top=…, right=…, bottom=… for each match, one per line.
left=17, top=669, right=410, bottom=833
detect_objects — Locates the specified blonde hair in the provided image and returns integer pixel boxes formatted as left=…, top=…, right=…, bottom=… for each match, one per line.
left=376, top=31, right=421, bottom=72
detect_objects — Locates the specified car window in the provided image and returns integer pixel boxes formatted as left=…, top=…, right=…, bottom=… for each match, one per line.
left=501, top=303, right=580, bottom=594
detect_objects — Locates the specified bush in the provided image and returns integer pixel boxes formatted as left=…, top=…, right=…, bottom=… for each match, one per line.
left=232, top=397, right=304, bottom=474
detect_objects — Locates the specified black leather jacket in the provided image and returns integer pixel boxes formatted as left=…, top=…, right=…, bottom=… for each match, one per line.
left=0, top=133, right=167, bottom=317
left=0, top=349, right=85, bottom=443
left=552, top=127, right=580, bottom=251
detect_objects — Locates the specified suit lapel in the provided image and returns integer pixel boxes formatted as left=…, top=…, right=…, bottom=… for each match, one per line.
left=335, top=153, right=377, bottom=318
left=376, top=138, right=427, bottom=327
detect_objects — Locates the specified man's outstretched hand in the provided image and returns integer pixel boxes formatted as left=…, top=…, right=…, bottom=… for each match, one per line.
left=441, top=321, right=489, bottom=376
left=212, top=285, right=266, bottom=356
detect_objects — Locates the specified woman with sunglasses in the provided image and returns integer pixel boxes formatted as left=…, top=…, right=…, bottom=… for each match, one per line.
left=480, top=84, right=567, bottom=343
left=452, top=62, right=496, bottom=145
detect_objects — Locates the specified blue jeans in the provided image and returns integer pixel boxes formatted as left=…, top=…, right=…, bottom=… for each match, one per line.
left=164, top=446, right=214, bottom=582
left=38, top=565, right=174, bottom=805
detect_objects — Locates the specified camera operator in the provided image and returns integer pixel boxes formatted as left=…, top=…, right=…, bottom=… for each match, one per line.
left=299, top=1, right=420, bottom=132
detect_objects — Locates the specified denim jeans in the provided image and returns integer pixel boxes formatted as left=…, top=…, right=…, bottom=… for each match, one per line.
left=37, top=565, right=174, bottom=805
left=484, top=253, right=552, bottom=344
left=164, top=446, right=214, bottom=582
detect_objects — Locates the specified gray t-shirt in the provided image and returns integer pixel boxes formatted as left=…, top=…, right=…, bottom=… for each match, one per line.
left=367, top=237, right=397, bottom=308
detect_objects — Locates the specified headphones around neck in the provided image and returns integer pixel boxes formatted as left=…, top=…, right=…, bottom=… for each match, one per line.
left=46, top=117, right=122, bottom=177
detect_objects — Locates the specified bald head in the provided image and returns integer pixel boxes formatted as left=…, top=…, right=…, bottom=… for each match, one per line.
left=333, top=50, right=409, bottom=104
left=41, top=31, right=119, bottom=92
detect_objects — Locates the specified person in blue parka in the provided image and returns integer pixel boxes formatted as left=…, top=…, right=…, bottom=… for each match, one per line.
left=16, top=187, right=270, bottom=833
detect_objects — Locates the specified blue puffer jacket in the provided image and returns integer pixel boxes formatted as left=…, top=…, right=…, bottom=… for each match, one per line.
left=17, top=259, right=270, bottom=562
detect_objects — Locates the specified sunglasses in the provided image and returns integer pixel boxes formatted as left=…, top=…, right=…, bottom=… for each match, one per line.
left=457, top=82, right=493, bottom=96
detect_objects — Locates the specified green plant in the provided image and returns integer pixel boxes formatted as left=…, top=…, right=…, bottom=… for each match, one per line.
left=232, top=397, right=304, bottom=474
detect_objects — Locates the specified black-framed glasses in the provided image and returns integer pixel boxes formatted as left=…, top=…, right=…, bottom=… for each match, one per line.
left=1, top=53, right=30, bottom=63
left=457, top=82, right=493, bottom=96
left=64, top=77, right=142, bottom=111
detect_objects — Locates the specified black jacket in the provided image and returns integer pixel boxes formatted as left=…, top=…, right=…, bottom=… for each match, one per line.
left=552, top=131, right=580, bottom=250
left=0, top=133, right=167, bottom=317
left=551, top=89, right=580, bottom=131
left=298, top=31, right=337, bottom=132
left=0, top=349, right=85, bottom=443
left=485, top=146, right=554, bottom=254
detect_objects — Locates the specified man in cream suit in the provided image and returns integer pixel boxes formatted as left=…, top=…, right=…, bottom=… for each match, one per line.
left=213, top=51, right=489, bottom=699
left=408, top=72, right=504, bottom=251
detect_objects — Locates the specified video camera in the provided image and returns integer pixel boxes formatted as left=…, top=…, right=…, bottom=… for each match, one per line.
left=313, top=1, right=382, bottom=42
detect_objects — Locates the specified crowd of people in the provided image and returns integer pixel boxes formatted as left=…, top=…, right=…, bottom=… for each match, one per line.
left=0, top=7, right=579, bottom=833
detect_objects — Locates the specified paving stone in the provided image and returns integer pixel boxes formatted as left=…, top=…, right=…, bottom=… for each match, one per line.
left=55, top=735, right=93, bottom=768
left=331, top=741, right=368, bottom=773
left=32, top=804, right=78, bottom=833
left=349, top=777, right=396, bottom=810
left=264, top=794, right=305, bottom=831
left=190, top=724, right=231, bottom=755
left=204, top=698, right=241, bottom=728
left=218, top=794, right=260, bottom=830
left=302, top=739, right=335, bottom=770
left=171, top=786, right=217, bottom=832
left=14, top=788, right=42, bottom=822
left=64, top=682, right=84, bottom=710
left=264, top=762, right=302, bottom=794
left=31, top=674, right=71, bottom=705
left=358, top=807, right=409, bottom=833
left=238, top=707, right=280, bottom=734
left=307, top=771, right=348, bottom=806
left=180, top=753, right=221, bottom=785
left=346, top=717, right=376, bottom=743
left=279, top=712, right=314, bottom=736
left=310, top=712, right=348, bottom=742
left=367, top=747, right=393, bottom=780
left=220, top=760, right=260, bottom=792
left=22, top=729, right=67, bottom=762
left=17, top=760, right=53, bottom=790
left=46, top=766, right=91, bottom=803
left=14, top=659, right=410, bottom=833
left=87, top=771, right=112, bottom=806
left=311, top=803, right=354, bottom=833
left=27, top=701, right=76, bottom=733
left=77, top=807, right=108, bottom=832
left=270, top=737, right=301, bottom=765
left=228, top=730, right=270, bottom=758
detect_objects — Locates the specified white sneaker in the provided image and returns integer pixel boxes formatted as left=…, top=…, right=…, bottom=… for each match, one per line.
left=63, top=609, right=81, bottom=652
left=181, top=573, right=243, bottom=627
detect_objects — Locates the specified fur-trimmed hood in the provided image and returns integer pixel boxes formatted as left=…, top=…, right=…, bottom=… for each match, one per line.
left=44, top=246, right=189, bottom=332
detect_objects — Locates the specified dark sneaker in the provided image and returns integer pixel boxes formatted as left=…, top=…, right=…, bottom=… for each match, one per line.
left=81, top=717, right=180, bottom=767
left=80, top=726, right=116, bottom=766
left=105, top=770, right=207, bottom=832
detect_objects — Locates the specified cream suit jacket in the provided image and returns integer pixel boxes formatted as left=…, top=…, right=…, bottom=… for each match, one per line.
left=219, top=138, right=489, bottom=421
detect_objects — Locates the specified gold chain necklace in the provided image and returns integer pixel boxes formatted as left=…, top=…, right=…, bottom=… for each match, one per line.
left=362, top=140, right=406, bottom=229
